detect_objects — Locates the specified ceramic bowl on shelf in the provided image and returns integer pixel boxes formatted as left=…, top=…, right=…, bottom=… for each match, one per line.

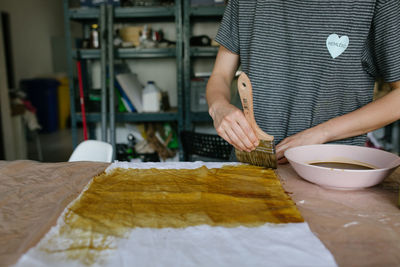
left=284, top=144, right=400, bottom=190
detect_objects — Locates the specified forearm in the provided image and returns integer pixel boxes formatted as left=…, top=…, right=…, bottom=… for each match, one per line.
left=276, top=82, right=400, bottom=163
left=206, top=45, right=239, bottom=118
left=205, top=46, right=258, bottom=151
left=318, top=83, right=400, bottom=143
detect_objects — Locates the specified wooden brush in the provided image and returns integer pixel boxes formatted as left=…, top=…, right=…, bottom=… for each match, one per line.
left=235, top=72, right=277, bottom=169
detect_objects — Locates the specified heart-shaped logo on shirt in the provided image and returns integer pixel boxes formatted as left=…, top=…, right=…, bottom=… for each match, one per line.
left=326, top=34, right=349, bottom=59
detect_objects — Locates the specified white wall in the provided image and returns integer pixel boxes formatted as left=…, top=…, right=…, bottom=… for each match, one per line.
left=0, top=0, right=65, bottom=86
left=0, top=0, right=221, bottom=108
left=0, top=0, right=66, bottom=160
left=0, top=16, right=27, bottom=160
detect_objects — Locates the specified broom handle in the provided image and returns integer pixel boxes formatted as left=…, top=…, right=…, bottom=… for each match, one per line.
left=76, top=61, right=88, bottom=140
left=237, top=72, right=274, bottom=141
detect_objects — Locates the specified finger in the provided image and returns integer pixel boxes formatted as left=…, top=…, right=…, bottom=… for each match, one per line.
left=276, top=151, right=285, bottom=162
left=224, top=127, right=252, bottom=152
left=276, top=138, right=289, bottom=152
left=220, top=109, right=258, bottom=150
left=278, top=157, right=288, bottom=164
left=219, top=131, right=233, bottom=145
left=231, top=121, right=258, bottom=151
left=236, top=118, right=259, bottom=146
left=277, top=143, right=293, bottom=162
left=218, top=129, right=237, bottom=148
left=275, top=143, right=288, bottom=159
left=217, top=128, right=243, bottom=151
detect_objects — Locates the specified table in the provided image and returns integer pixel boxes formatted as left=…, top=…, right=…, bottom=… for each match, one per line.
left=0, top=160, right=399, bottom=267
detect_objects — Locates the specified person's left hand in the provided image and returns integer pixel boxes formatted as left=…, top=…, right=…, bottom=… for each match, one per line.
left=275, top=127, right=328, bottom=164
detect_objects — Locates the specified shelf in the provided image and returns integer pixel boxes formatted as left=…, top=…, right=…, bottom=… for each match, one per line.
left=190, top=46, right=219, bottom=57
left=64, top=0, right=188, bottom=157
left=77, top=112, right=179, bottom=123
left=72, top=49, right=100, bottom=59
left=115, top=6, right=176, bottom=18
left=73, top=48, right=177, bottom=59
left=118, top=47, right=176, bottom=58
left=189, top=112, right=212, bottom=122
left=189, top=6, right=225, bottom=16
left=69, top=6, right=176, bottom=20
left=69, top=8, right=99, bottom=20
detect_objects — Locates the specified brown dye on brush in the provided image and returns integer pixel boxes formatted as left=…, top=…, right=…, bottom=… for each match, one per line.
left=235, top=140, right=277, bottom=168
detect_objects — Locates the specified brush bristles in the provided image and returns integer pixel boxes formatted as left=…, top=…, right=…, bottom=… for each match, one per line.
left=235, top=140, right=277, bottom=169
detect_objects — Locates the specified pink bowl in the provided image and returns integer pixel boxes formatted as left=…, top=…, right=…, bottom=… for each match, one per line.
left=284, top=144, right=400, bottom=190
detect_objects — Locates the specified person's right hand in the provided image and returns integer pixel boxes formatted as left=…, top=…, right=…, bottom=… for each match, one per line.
left=209, top=102, right=259, bottom=152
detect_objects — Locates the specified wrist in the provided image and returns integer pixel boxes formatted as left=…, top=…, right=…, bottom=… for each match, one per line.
left=208, top=99, right=230, bottom=119
left=315, top=120, right=334, bottom=143
left=208, top=103, right=217, bottom=119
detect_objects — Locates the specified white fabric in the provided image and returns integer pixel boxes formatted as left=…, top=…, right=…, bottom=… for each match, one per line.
left=14, top=162, right=337, bottom=267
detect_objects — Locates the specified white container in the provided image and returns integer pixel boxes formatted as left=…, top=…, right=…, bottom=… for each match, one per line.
left=142, top=81, right=161, bottom=112
left=285, top=144, right=400, bottom=190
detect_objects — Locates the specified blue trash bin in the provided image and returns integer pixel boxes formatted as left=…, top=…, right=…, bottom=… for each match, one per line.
left=21, top=78, right=60, bottom=133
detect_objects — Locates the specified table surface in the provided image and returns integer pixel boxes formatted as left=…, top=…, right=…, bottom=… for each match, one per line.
left=0, top=160, right=399, bottom=267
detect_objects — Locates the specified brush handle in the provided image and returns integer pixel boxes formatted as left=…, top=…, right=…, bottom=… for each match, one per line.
left=237, top=72, right=274, bottom=141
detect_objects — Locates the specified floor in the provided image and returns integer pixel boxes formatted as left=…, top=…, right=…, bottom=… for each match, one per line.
left=26, top=127, right=217, bottom=163
left=27, top=128, right=84, bottom=162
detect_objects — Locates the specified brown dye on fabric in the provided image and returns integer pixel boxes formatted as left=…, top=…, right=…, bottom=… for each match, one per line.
left=42, top=165, right=303, bottom=265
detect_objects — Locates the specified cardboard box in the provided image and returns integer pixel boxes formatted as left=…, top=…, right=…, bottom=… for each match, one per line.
left=120, top=26, right=143, bottom=47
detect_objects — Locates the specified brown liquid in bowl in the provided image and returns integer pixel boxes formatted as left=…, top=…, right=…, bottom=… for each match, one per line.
left=309, top=162, right=375, bottom=170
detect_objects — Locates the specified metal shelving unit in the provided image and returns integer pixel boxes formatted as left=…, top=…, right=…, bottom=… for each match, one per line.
left=72, top=48, right=177, bottom=59
left=64, top=0, right=183, bottom=160
left=189, top=6, right=225, bottom=16
left=68, top=8, right=100, bottom=19
left=77, top=112, right=179, bottom=123
left=114, top=6, right=175, bottom=18
left=183, top=2, right=225, bottom=130
left=190, top=46, right=219, bottom=57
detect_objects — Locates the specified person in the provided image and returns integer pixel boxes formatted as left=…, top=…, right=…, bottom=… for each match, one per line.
left=206, top=0, right=400, bottom=164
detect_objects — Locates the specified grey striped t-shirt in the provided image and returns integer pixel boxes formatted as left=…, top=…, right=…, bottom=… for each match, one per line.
left=215, top=0, right=400, bottom=146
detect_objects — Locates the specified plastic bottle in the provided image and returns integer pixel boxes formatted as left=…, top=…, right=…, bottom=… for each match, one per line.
left=139, top=24, right=156, bottom=48
left=90, top=24, right=100, bottom=48
left=142, top=81, right=161, bottom=112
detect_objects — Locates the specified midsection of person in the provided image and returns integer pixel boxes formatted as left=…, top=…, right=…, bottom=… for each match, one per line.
left=208, top=0, right=400, bottom=161
left=217, top=0, right=377, bottom=146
